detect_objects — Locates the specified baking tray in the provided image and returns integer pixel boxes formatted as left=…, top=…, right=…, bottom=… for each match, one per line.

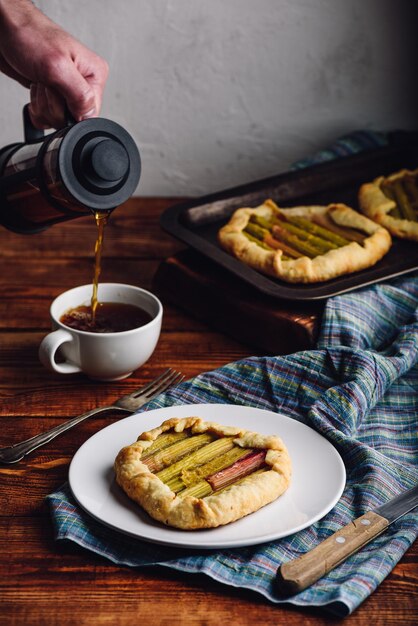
left=160, top=133, right=418, bottom=301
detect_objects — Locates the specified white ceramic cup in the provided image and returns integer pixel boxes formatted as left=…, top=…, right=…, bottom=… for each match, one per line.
left=39, top=283, right=163, bottom=381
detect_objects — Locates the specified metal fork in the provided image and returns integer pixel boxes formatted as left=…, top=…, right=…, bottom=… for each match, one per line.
left=0, top=368, right=184, bottom=464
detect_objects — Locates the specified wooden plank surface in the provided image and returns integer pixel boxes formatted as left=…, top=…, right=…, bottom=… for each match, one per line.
left=0, top=197, right=416, bottom=626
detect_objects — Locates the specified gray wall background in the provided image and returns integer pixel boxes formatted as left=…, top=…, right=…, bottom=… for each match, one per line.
left=0, top=0, right=416, bottom=196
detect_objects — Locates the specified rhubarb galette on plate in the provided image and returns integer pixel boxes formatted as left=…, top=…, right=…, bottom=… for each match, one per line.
left=217, top=199, right=392, bottom=283
left=114, top=416, right=291, bottom=530
left=358, top=168, right=418, bottom=241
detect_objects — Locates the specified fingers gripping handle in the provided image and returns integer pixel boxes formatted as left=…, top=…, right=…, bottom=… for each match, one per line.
left=38, top=329, right=81, bottom=374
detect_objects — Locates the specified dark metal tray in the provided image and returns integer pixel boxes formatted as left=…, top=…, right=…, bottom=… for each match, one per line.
left=160, top=133, right=418, bottom=301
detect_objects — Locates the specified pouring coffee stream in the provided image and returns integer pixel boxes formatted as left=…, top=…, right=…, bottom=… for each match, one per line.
left=0, top=105, right=141, bottom=324
left=91, top=211, right=108, bottom=322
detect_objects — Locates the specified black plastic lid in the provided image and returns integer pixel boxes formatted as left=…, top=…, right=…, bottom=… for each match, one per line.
left=58, top=118, right=141, bottom=210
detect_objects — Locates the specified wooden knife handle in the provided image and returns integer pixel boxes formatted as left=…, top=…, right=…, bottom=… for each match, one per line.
left=277, top=511, right=389, bottom=595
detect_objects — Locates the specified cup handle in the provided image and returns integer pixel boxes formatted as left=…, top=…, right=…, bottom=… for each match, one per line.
left=38, top=329, right=82, bottom=374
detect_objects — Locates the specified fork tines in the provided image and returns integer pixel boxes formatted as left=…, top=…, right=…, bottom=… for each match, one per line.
left=135, top=368, right=184, bottom=398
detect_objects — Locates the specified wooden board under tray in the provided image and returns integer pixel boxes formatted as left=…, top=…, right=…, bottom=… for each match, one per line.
left=153, top=249, right=323, bottom=355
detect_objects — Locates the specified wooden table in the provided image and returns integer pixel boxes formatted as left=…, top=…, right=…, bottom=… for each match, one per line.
left=0, top=198, right=416, bottom=625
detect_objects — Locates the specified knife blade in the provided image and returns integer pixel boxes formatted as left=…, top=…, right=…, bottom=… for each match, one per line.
left=277, top=484, right=418, bottom=595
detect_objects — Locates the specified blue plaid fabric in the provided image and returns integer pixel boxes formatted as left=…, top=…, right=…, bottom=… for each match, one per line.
left=47, top=133, right=418, bottom=616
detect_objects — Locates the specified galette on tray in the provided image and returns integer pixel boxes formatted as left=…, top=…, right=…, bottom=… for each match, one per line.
left=114, top=416, right=291, bottom=529
left=217, top=199, right=391, bottom=284
left=358, top=168, right=418, bottom=241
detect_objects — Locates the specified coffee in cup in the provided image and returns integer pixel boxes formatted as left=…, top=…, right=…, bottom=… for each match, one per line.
left=60, top=302, right=154, bottom=333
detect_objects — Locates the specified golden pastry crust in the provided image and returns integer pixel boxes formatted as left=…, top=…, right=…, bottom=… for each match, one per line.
left=114, top=416, right=292, bottom=530
left=358, top=168, right=418, bottom=241
left=217, top=200, right=392, bottom=284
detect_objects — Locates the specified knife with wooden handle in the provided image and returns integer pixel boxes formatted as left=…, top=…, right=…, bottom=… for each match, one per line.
left=277, top=484, right=418, bottom=595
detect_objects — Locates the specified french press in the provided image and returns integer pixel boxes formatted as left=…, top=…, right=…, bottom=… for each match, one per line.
left=0, top=105, right=141, bottom=233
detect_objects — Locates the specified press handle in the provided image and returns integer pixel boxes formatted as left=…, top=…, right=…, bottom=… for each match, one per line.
left=23, top=103, right=77, bottom=143
left=23, top=104, right=45, bottom=143
left=276, top=511, right=389, bottom=595
left=64, top=105, right=77, bottom=127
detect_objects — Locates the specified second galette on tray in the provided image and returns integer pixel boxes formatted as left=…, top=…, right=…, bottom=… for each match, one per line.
left=358, top=168, right=418, bottom=242
left=217, top=199, right=392, bottom=283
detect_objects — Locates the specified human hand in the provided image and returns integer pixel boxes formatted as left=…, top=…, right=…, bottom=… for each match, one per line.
left=0, top=0, right=108, bottom=129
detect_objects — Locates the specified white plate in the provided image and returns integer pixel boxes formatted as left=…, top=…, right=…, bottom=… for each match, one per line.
left=69, top=404, right=346, bottom=549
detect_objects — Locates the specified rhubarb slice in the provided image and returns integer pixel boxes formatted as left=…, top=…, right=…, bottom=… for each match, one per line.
left=274, top=215, right=338, bottom=252
left=251, top=213, right=337, bottom=253
left=141, top=431, right=188, bottom=458
left=382, top=182, right=401, bottom=218
left=244, top=222, right=296, bottom=258
left=311, top=212, right=366, bottom=244
left=181, top=445, right=252, bottom=486
left=207, top=449, right=267, bottom=491
left=270, top=224, right=319, bottom=258
left=178, top=480, right=213, bottom=499
left=392, top=180, right=417, bottom=221
left=243, top=229, right=275, bottom=251
left=142, top=433, right=214, bottom=473
left=156, top=436, right=235, bottom=484
left=280, top=214, right=351, bottom=247
left=404, top=175, right=418, bottom=212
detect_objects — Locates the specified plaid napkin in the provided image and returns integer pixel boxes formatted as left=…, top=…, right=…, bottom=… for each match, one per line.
left=47, top=133, right=418, bottom=616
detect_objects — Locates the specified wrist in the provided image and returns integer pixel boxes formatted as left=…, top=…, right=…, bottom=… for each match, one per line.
left=0, top=1, right=38, bottom=34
